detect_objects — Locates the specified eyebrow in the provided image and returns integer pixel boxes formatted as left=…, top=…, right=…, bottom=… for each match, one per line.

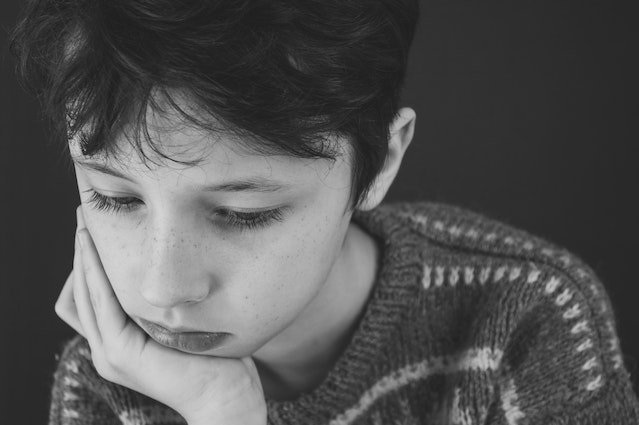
left=72, top=159, right=289, bottom=193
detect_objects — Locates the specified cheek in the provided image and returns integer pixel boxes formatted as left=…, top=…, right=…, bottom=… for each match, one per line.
left=84, top=214, right=141, bottom=312
left=236, top=207, right=348, bottom=328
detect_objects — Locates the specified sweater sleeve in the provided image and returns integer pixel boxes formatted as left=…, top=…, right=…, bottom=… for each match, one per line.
left=489, top=254, right=639, bottom=425
left=48, top=336, right=186, bottom=425
left=48, top=336, right=121, bottom=425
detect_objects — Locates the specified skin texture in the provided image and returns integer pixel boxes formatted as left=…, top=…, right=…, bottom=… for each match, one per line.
left=68, top=210, right=267, bottom=425
left=56, top=104, right=416, bottom=417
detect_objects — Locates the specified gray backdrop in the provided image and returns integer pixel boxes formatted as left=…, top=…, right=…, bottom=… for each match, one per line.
left=1, top=1, right=637, bottom=423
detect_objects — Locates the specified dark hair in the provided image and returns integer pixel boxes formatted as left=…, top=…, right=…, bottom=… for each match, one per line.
left=11, top=0, right=419, bottom=207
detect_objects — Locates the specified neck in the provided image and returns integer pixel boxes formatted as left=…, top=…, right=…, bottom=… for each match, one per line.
left=253, top=220, right=380, bottom=400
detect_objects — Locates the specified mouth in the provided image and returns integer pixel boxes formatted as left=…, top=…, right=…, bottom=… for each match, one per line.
left=138, top=318, right=231, bottom=353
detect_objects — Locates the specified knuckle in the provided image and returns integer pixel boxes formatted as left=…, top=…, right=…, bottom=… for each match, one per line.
left=82, top=259, right=93, bottom=275
left=92, top=350, right=122, bottom=382
left=54, top=296, right=74, bottom=323
left=54, top=298, right=65, bottom=318
left=102, top=346, right=122, bottom=367
left=91, top=352, right=111, bottom=378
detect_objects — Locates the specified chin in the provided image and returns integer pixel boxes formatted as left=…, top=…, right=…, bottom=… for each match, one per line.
left=172, top=338, right=264, bottom=359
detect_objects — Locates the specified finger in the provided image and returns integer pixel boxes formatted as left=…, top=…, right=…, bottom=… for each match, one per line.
left=76, top=205, right=86, bottom=229
left=54, top=270, right=86, bottom=337
left=242, top=356, right=264, bottom=394
left=73, top=231, right=102, bottom=346
left=76, top=205, right=100, bottom=314
left=54, top=204, right=89, bottom=337
left=77, top=228, right=130, bottom=341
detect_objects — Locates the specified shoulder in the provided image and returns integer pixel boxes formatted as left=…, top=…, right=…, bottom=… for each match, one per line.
left=49, top=336, right=115, bottom=423
left=357, top=201, right=639, bottom=422
left=53, top=335, right=96, bottom=390
left=356, top=201, right=612, bottom=291
left=359, top=200, right=573, bottom=255
left=359, top=202, right=614, bottom=293
left=52, top=336, right=119, bottom=409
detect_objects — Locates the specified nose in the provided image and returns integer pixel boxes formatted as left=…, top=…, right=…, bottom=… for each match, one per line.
left=139, top=221, right=214, bottom=309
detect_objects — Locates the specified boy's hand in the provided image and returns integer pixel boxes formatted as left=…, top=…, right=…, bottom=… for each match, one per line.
left=55, top=207, right=267, bottom=425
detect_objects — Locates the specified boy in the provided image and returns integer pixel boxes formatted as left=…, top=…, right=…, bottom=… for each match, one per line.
left=10, top=0, right=639, bottom=424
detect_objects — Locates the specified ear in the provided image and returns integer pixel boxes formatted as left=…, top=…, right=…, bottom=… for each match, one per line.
left=358, top=107, right=416, bottom=211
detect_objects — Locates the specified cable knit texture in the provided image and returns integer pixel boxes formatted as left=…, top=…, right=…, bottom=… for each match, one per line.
left=48, top=202, right=639, bottom=424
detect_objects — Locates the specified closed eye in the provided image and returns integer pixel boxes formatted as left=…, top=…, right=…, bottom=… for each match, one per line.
left=82, top=189, right=287, bottom=231
left=84, top=189, right=141, bottom=214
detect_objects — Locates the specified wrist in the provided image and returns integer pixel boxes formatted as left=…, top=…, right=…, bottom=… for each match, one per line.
left=189, top=416, right=266, bottom=425
left=187, top=405, right=267, bottom=425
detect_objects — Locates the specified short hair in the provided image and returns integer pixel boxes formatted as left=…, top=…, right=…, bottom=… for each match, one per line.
left=11, top=0, right=419, bottom=207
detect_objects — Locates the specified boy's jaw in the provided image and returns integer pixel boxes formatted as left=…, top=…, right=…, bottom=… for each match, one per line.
left=249, top=220, right=381, bottom=397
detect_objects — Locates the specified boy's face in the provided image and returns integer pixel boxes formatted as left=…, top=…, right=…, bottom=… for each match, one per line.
left=70, top=112, right=358, bottom=359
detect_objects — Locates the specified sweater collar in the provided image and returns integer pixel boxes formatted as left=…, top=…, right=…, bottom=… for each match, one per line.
left=266, top=204, right=421, bottom=423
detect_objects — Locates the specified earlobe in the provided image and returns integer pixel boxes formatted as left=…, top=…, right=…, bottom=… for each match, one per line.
left=357, top=107, right=416, bottom=211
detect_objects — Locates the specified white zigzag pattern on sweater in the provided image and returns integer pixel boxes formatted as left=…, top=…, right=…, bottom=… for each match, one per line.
left=501, top=378, right=525, bottom=425
left=329, top=347, right=504, bottom=425
left=118, top=406, right=184, bottom=425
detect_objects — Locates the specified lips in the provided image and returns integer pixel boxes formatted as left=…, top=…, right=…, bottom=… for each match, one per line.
left=138, top=318, right=231, bottom=353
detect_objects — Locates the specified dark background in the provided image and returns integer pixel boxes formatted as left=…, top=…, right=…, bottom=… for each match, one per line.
left=1, top=1, right=637, bottom=423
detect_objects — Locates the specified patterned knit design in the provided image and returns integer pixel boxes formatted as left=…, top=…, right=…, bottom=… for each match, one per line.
left=48, top=202, right=639, bottom=425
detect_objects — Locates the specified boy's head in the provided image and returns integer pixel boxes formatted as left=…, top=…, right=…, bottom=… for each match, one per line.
left=11, top=0, right=419, bottom=360
left=11, top=0, right=419, bottom=208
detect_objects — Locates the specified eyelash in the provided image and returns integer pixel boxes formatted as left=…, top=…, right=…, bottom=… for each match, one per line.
left=83, top=189, right=285, bottom=231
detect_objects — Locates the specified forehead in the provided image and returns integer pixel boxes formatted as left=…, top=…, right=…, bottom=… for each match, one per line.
left=69, top=114, right=350, bottom=193
left=68, top=90, right=355, bottom=198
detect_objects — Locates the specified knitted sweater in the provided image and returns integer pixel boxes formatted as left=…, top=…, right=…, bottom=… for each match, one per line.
left=49, top=202, right=639, bottom=425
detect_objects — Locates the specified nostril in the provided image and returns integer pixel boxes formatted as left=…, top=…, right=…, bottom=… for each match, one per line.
left=140, top=278, right=211, bottom=308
